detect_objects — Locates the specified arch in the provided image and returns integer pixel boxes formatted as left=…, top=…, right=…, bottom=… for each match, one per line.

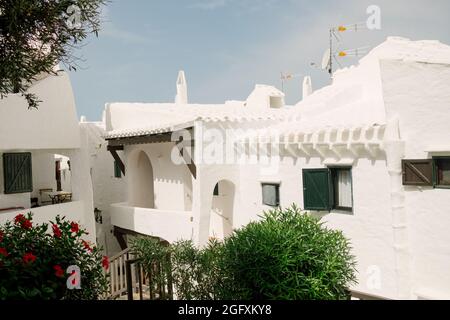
left=128, top=150, right=155, bottom=209
left=210, top=180, right=235, bottom=239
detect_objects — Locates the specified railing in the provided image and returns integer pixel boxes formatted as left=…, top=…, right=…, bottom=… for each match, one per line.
left=105, top=248, right=134, bottom=299
left=124, top=259, right=173, bottom=301
left=350, top=290, right=391, bottom=300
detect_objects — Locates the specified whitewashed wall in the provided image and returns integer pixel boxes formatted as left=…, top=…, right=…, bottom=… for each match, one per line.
left=0, top=73, right=96, bottom=243
left=0, top=72, right=80, bottom=150
left=380, top=60, right=450, bottom=300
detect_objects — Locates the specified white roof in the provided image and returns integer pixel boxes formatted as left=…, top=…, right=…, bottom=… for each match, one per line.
left=105, top=85, right=292, bottom=139
left=244, top=37, right=450, bottom=141
left=104, top=37, right=450, bottom=141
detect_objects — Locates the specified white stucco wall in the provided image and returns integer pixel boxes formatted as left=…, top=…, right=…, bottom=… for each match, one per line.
left=380, top=59, right=450, bottom=299
left=125, top=143, right=193, bottom=212
left=83, top=122, right=126, bottom=255
left=0, top=72, right=80, bottom=150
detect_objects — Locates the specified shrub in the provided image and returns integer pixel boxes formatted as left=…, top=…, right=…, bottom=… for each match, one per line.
left=220, top=205, right=357, bottom=300
left=131, top=205, right=357, bottom=300
left=0, top=213, right=109, bottom=300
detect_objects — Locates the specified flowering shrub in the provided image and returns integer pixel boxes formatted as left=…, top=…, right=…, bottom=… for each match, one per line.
left=0, top=213, right=109, bottom=300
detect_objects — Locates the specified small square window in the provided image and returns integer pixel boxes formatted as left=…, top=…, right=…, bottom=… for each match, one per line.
left=262, top=183, right=280, bottom=207
left=435, top=158, right=450, bottom=187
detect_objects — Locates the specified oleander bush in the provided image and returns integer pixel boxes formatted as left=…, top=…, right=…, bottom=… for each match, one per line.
left=0, top=213, right=109, bottom=300
left=131, top=205, right=357, bottom=300
left=219, top=205, right=357, bottom=300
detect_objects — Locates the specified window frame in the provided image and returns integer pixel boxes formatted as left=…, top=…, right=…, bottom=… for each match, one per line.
left=433, top=157, right=450, bottom=189
left=329, top=167, right=354, bottom=213
left=261, top=183, right=280, bottom=207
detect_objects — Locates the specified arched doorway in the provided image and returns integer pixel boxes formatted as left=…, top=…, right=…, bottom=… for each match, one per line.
left=210, top=180, right=235, bottom=239
left=129, top=151, right=155, bottom=208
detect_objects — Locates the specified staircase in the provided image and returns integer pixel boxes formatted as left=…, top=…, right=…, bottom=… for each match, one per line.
left=105, top=248, right=169, bottom=300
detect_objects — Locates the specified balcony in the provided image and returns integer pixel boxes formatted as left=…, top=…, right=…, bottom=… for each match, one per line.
left=0, top=201, right=85, bottom=225
left=110, top=203, right=194, bottom=243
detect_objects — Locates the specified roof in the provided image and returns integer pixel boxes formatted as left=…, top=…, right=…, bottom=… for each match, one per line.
left=104, top=85, right=292, bottom=139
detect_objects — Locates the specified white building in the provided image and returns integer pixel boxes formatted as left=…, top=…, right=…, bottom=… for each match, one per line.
left=102, top=38, right=450, bottom=300
left=81, top=117, right=126, bottom=256
left=0, top=69, right=96, bottom=242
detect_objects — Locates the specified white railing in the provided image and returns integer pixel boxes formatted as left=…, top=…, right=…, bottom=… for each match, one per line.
left=105, top=248, right=134, bottom=299
left=350, top=289, right=391, bottom=300
left=110, top=203, right=194, bottom=243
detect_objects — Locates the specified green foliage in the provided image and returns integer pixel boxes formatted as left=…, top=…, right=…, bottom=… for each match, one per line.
left=170, top=240, right=228, bottom=300
left=131, top=205, right=357, bottom=300
left=0, top=0, right=106, bottom=108
left=130, top=237, right=172, bottom=299
left=0, top=213, right=109, bottom=300
left=220, top=205, right=357, bottom=300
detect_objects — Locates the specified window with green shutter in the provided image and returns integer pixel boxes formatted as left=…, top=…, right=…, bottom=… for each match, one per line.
left=114, top=160, right=122, bottom=178
left=302, top=169, right=332, bottom=211
left=3, top=153, right=33, bottom=194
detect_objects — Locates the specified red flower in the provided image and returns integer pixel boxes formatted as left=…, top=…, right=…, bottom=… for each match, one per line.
left=53, top=265, right=65, bottom=278
left=14, top=214, right=25, bottom=224
left=0, top=247, right=8, bottom=257
left=22, top=219, right=32, bottom=230
left=23, top=252, right=37, bottom=264
left=82, top=240, right=93, bottom=252
left=15, top=214, right=32, bottom=230
left=52, top=224, right=62, bottom=238
left=70, top=222, right=79, bottom=234
left=102, top=256, right=109, bottom=270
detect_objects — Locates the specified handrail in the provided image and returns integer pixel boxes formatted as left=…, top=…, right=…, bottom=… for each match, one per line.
left=350, top=290, right=391, bottom=300
left=105, top=248, right=135, bottom=300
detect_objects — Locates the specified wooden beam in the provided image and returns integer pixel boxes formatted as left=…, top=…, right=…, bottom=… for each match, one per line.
left=176, top=137, right=197, bottom=179
left=113, top=227, right=128, bottom=250
left=107, top=146, right=125, bottom=176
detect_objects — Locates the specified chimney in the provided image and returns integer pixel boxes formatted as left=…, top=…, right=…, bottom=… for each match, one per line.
left=175, top=70, right=188, bottom=104
left=302, top=76, right=313, bottom=100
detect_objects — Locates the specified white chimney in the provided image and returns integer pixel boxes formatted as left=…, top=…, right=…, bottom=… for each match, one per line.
left=175, top=70, right=188, bottom=104
left=302, top=76, right=313, bottom=100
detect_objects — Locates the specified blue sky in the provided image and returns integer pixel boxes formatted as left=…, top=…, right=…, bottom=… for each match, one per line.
left=67, top=0, right=450, bottom=120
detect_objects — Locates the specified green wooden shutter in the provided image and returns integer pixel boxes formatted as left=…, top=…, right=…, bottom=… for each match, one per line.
left=402, top=159, right=433, bottom=186
left=114, top=161, right=122, bottom=178
left=3, top=153, right=33, bottom=194
left=303, top=169, right=332, bottom=211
